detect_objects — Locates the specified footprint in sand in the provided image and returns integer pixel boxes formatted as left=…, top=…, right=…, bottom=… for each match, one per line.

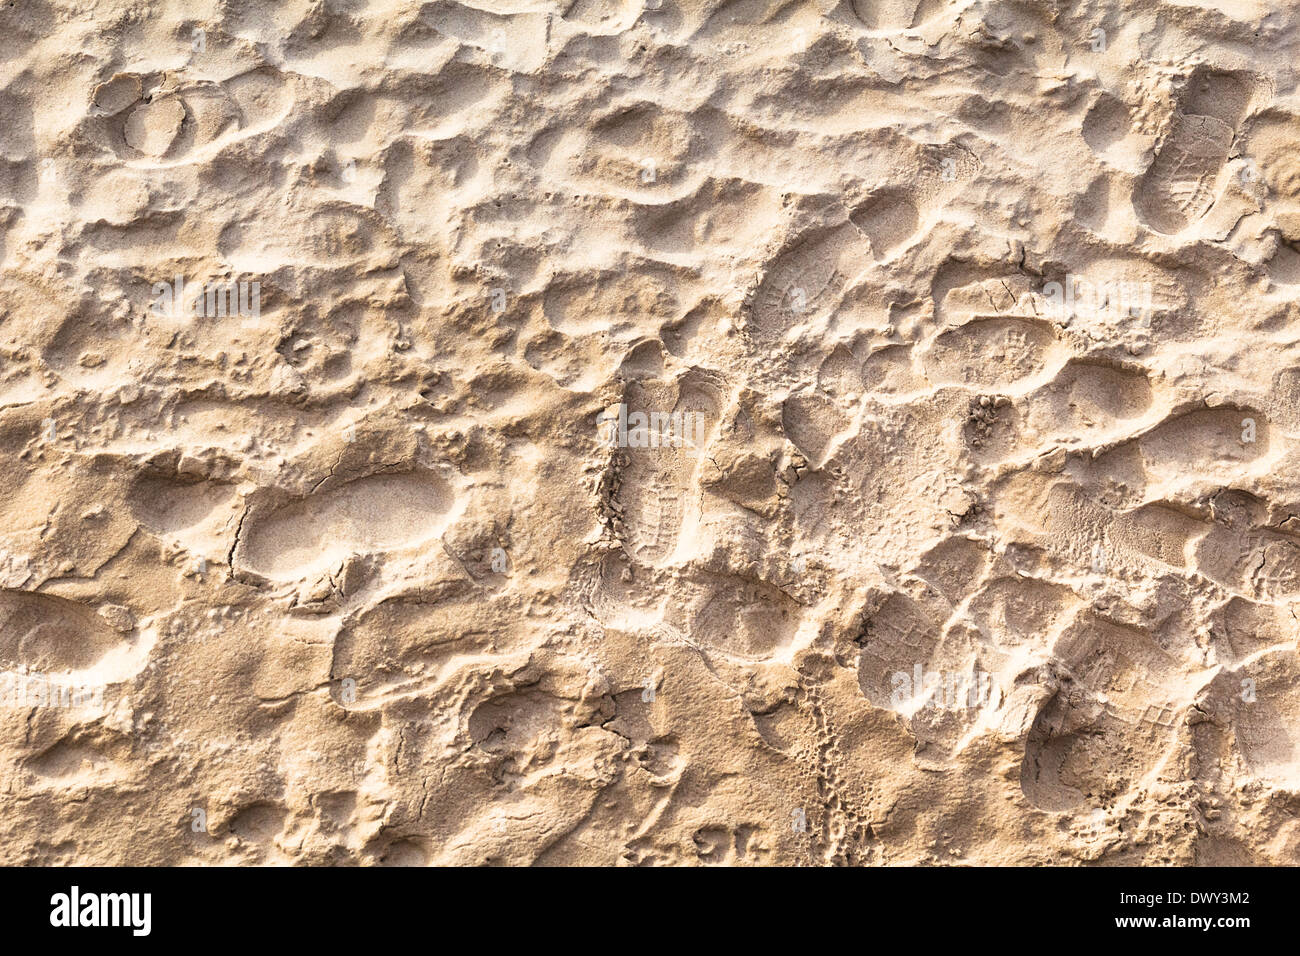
left=128, top=472, right=242, bottom=563
left=850, top=0, right=946, bottom=31
left=850, top=188, right=921, bottom=259
left=782, top=389, right=851, bottom=468
left=1021, top=359, right=1154, bottom=441
left=856, top=589, right=997, bottom=755
left=856, top=592, right=945, bottom=709
left=666, top=574, right=802, bottom=662
left=922, top=315, right=1069, bottom=392
left=1093, top=406, right=1269, bottom=487
left=612, top=368, right=725, bottom=566
left=1133, top=70, right=1262, bottom=235
left=1020, top=615, right=1185, bottom=811
left=93, top=68, right=295, bottom=165
left=1134, top=114, right=1235, bottom=235
left=1082, top=93, right=1134, bottom=157
left=0, top=590, right=148, bottom=685
left=750, top=223, right=870, bottom=340
left=233, top=472, right=455, bottom=582
left=858, top=344, right=924, bottom=397
left=1195, top=655, right=1300, bottom=784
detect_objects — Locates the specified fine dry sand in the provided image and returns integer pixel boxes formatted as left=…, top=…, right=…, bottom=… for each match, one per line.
left=1, top=0, right=1299, bottom=865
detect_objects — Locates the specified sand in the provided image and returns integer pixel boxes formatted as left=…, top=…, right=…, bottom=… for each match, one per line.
left=0, top=0, right=1297, bottom=866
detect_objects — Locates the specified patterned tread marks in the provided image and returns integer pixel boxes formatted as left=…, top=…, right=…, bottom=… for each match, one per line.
left=613, top=368, right=725, bottom=566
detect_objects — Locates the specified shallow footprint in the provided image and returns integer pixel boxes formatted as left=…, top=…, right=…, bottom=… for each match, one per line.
left=782, top=390, right=850, bottom=468
left=923, top=316, right=1067, bottom=392
left=128, top=473, right=241, bottom=560
left=1021, top=616, right=1182, bottom=810
left=1134, top=113, right=1234, bottom=234
left=1022, top=359, right=1153, bottom=441
left=850, top=188, right=920, bottom=259
left=122, top=96, right=187, bottom=157
left=850, top=0, right=944, bottom=30
left=749, top=223, right=870, bottom=340
left=0, top=591, right=145, bottom=685
left=236, top=472, right=454, bottom=581
left=1100, top=407, right=1268, bottom=485
left=614, top=369, right=725, bottom=566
